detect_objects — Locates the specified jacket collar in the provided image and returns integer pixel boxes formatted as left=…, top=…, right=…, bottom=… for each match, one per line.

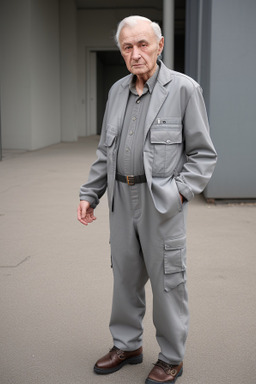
left=157, top=60, right=174, bottom=86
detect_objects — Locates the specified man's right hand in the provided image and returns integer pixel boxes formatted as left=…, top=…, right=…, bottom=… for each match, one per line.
left=77, top=200, right=96, bottom=226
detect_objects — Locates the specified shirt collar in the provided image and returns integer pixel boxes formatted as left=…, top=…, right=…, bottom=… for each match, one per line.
left=129, top=64, right=159, bottom=95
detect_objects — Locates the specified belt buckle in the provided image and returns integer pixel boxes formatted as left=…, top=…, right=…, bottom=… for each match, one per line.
left=126, top=175, right=135, bottom=186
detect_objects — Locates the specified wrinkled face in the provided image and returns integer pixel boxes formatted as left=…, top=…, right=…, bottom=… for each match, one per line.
left=119, top=21, right=164, bottom=80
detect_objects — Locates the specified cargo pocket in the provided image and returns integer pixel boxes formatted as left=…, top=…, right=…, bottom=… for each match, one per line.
left=163, top=236, right=186, bottom=291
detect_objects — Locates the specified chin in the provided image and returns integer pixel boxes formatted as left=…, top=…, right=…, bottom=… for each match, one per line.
left=131, top=67, right=147, bottom=75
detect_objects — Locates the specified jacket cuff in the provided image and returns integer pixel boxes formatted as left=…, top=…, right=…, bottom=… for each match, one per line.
left=175, top=179, right=194, bottom=202
left=79, top=196, right=98, bottom=209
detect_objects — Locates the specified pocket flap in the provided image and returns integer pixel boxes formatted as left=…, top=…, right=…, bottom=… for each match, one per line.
left=164, top=237, right=186, bottom=275
left=150, top=128, right=182, bottom=145
left=104, top=132, right=116, bottom=147
left=164, top=236, right=186, bottom=250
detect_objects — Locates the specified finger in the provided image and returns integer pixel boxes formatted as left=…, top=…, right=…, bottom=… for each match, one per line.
left=78, top=218, right=88, bottom=226
left=79, top=214, right=92, bottom=225
left=86, top=207, right=96, bottom=221
left=89, top=212, right=97, bottom=221
left=86, top=214, right=95, bottom=223
left=78, top=213, right=94, bottom=225
left=77, top=206, right=82, bottom=221
left=77, top=203, right=88, bottom=220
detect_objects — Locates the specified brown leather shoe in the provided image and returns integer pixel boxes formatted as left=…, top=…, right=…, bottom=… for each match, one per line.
left=94, top=346, right=143, bottom=374
left=145, top=360, right=183, bottom=383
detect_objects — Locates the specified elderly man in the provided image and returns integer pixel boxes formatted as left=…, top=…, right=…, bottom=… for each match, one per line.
left=77, top=15, right=217, bottom=384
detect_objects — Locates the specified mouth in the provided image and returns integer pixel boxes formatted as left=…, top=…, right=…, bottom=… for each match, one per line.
left=132, top=63, right=144, bottom=68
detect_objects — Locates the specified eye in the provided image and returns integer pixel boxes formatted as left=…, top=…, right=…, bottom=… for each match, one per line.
left=140, top=42, right=148, bottom=49
left=124, top=45, right=132, bottom=52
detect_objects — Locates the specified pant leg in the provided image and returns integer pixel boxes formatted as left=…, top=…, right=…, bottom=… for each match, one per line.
left=108, top=181, right=189, bottom=362
left=109, top=182, right=148, bottom=351
left=137, top=184, right=189, bottom=364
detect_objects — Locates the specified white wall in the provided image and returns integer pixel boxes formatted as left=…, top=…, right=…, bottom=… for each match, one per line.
left=0, top=0, right=61, bottom=150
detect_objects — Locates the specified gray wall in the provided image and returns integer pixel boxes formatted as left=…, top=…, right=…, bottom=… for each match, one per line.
left=29, top=0, right=61, bottom=150
left=59, top=0, right=78, bottom=142
left=0, top=0, right=32, bottom=149
left=186, top=0, right=256, bottom=199
left=0, top=0, right=61, bottom=150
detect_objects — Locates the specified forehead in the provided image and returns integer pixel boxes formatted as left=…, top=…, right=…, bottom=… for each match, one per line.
left=119, top=21, right=157, bottom=45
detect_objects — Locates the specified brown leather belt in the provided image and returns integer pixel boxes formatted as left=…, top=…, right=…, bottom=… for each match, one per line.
left=115, top=173, right=147, bottom=186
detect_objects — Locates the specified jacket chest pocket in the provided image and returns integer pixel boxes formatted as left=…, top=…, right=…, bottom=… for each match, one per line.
left=150, top=126, right=182, bottom=176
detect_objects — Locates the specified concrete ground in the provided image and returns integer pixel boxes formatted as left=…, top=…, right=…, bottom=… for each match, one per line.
left=0, top=136, right=256, bottom=384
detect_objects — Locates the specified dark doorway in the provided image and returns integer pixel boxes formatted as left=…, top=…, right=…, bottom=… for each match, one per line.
left=96, top=51, right=128, bottom=134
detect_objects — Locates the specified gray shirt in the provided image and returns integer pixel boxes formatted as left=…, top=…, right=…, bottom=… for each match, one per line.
left=117, top=66, right=159, bottom=176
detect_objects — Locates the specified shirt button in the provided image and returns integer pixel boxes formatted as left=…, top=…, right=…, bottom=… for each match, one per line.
left=129, top=131, right=134, bottom=135
left=136, top=100, right=140, bottom=104
left=132, top=117, right=136, bottom=121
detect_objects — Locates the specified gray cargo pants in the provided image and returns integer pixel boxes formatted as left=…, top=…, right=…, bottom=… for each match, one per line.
left=108, top=181, right=189, bottom=364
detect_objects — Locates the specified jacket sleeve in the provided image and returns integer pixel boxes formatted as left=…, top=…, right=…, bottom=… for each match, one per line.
left=79, top=102, right=109, bottom=208
left=175, top=85, right=217, bottom=201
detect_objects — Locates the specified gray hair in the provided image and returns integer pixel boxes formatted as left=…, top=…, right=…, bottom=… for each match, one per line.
left=115, top=15, right=162, bottom=49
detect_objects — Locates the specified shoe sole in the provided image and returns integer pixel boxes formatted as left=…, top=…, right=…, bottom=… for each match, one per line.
left=145, top=366, right=183, bottom=384
left=94, top=354, right=143, bottom=375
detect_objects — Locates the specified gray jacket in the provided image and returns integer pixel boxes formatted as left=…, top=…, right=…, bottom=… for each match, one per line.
left=80, top=61, right=217, bottom=217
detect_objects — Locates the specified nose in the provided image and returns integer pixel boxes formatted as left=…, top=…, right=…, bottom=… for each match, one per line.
left=131, top=46, right=141, bottom=60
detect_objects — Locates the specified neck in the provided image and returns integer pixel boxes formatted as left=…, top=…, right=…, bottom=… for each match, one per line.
left=135, top=63, right=158, bottom=96
left=135, top=77, right=146, bottom=96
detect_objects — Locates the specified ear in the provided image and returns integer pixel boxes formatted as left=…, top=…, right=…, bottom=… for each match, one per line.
left=158, top=37, right=164, bottom=55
